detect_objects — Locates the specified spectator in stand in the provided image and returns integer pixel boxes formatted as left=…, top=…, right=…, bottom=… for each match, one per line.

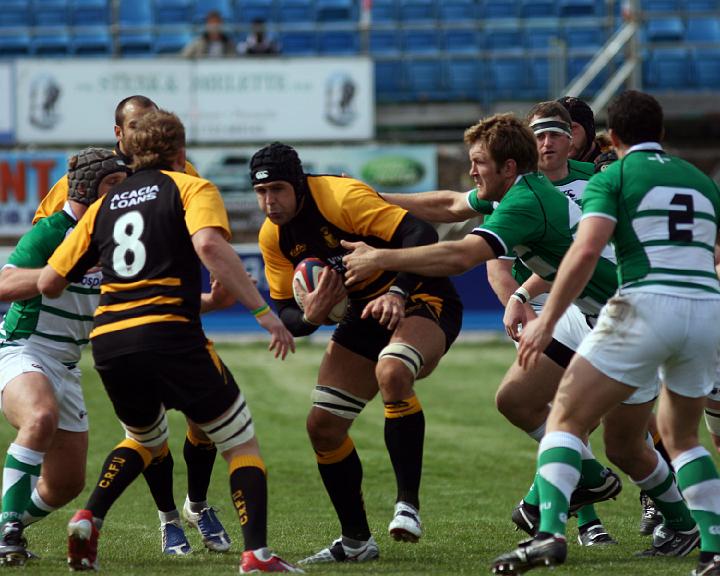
left=238, top=19, right=280, bottom=55
left=181, top=11, right=237, bottom=58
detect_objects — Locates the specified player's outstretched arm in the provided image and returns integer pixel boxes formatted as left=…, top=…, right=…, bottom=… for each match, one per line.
left=341, top=234, right=494, bottom=285
left=192, top=227, right=295, bottom=359
left=381, top=190, right=477, bottom=223
left=0, top=267, right=43, bottom=302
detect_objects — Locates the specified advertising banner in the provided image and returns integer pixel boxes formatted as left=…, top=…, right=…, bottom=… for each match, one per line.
left=14, top=58, right=373, bottom=144
left=0, top=150, right=69, bottom=236
left=0, top=64, right=14, bottom=144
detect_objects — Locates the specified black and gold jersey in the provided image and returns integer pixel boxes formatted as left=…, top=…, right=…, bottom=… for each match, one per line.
left=48, top=168, right=229, bottom=361
left=33, top=158, right=200, bottom=224
left=259, top=175, right=408, bottom=302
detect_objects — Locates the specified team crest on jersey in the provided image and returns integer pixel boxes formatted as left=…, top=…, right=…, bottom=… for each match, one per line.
left=290, top=243, right=306, bottom=258
left=320, top=227, right=339, bottom=248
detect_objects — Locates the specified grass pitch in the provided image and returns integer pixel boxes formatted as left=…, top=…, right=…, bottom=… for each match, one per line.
left=3, top=340, right=715, bottom=575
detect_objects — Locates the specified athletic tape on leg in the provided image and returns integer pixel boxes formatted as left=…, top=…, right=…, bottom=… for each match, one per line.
left=378, top=342, right=425, bottom=378
left=122, top=407, right=169, bottom=448
left=311, top=385, right=368, bottom=420
left=199, top=392, right=255, bottom=452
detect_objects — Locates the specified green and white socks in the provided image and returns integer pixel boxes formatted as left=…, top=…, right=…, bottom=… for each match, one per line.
left=633, top=449, right=694, bottom=531
left=1, top=443, right=44, bottom=525
left=536, top=431, right=583, bottom=537
left=673, top=446, right=720, bottom=552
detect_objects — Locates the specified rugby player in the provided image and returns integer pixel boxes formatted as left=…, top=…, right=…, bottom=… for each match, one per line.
left=0, top=149, right=129, bottom=565
left=493, top=90, right=720, bottom=575
left=33, top=95, right=231, bottom=556
left=343, top=113, right=701, bottom=559
left=556, top=96, right=617, bottom=172
left=37, top=111, right=300, bottom=573
left=252, top=142, right=463, bottom=564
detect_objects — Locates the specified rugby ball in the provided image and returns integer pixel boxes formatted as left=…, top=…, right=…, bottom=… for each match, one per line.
left=292, top=258, right=348, bottom=324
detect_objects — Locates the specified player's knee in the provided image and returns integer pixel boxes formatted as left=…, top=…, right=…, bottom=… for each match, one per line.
left=24, top=408, right=59, bottom=443
left=604, top=435, right=644, bottom=472
left=495, top=385, right=527, bottom=425
left=122, top=409, right=169, bottom=450
left=306, top=407, right=350, bottom=451
left=197, top=393, right=255, bottom=453
left=377, top=343, right=424, bottom=399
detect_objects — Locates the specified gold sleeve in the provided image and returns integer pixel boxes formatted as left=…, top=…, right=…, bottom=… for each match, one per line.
left=47, top=197, right=101, bottom=277
left=258, top=220, right=294, bottom=300
left=314, top=178, right=407, bottom=241
left=169, top=172, right=231, bottom=240
left=33, top=175, right=69, bottom=224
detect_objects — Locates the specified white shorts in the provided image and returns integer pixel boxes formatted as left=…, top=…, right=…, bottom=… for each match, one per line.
left=578, top=293, right=720, bottom=405
left=513, top=303, right=592, bottom=353
left=0, top=346, right=88, bottom=433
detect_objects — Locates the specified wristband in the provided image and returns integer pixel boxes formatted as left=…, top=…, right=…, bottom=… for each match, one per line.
left=302, top=313, right=320, bottom=326
left=509, top=293, right=525, bottom=305
left=388, top=285, right=409, bottom=299
left=514, top=286, right=530, bottom=303
left=251, top=304, right=270, bottom=318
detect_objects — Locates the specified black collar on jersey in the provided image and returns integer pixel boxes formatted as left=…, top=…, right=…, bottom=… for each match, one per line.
left=114, top=142, right=132, bottom=165
left=530, top=118, right=572, bottom=137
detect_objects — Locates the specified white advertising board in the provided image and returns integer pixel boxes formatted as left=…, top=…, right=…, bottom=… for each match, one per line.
left=0, top=64, right=13, bottom=144
left=14, top=58, right=374, bottom=144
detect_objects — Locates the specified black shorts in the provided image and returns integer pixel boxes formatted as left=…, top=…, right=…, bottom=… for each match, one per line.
left=93, top=342, right=240, bottom=428
left=332, top=277, right=463, bottom=361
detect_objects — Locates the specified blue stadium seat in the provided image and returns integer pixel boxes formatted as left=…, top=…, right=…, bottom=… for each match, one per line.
left=444, top=58, right=482, bottom=100
left=0, top=32, right=31, bottom=56
left=0, top=0, right=31, bottom=27
left=318, top=30, right=359, bottom=54
left=32, top=29, right=72, bottom=56
left=33, top=0, right=69, bottom=28
left=399, top=0, right=436, bottom=22
left=276, top=0, right=315, bottom=23
left=528, top=57, right=553, bottom=99
left=405, top=59, right=444, bottom=100
left=70, top=0, right=110, bottom=26
left=155, top=28, right=193, bottom=53
left=118, top=0, right=154, bottom=55
left=645, top=18, right=684, bottom=42
left=155, top=0, right=194, bottom=26
left=520, top=0, right=559, bottom=18
left=488, top=56, right=530, bottom=99
left=235, top=1, right=276, bottom=24
left=567, top=54, right=606, bottom=93
left=369, top=29, right=400, bottom=55
left=640, top=0, right=681, bottom=11
left=692, top=48, right=720, bottom=88
left=525, top=27, right=562, bottom=51
left=279, top=30, right=316, bottom=54
left=644, top=47, right=690, bottom=89
left=557, top=0, right=598, bottom=16
left=375, top=59, right=405, bottom=102
left=486, top=28, right=523, bottom=52
left=685, top=18, right=720, bottom=43
left=370, top=0, right=398, bottom=22
left=564, top=26, right=604, bottom=48
left=483, top=1, right=519, bottom=18
left=71, top=26, right=112, bottom=55
left=316, top=0, right=356, bottom=22
left=443, top=27, right=482, bottom=54
left=193, top=0, right=232, bottom=23
left=684, top=0, right=719, bottom=10
left=438, top=0, right=477, bottom=21
left=402, top=29, right=440, bottom=54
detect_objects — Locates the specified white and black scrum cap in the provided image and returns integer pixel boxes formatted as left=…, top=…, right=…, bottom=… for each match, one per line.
left=529, top=117, right=572, bottom=138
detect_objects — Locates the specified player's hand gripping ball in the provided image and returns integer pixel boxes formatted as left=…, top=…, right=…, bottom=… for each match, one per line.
left=293, top=258, right=349, bottom=324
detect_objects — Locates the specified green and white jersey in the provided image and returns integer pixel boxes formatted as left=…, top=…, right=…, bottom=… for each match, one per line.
left=466, top=160, right=599, bottom=286
left=0, top=204, right=101, bottom=364
left=473, top=172, right=618, bottom=315
left=582, top=143, right=720, bottom=298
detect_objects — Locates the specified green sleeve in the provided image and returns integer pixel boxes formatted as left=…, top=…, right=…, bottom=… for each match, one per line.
left=478, top=190, right=545, bottom=255
left=580, top=164, right=620, bottom=220
left=7, top=218, right=66, bottom=269
left=466, top=189, right=495, bottom=215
